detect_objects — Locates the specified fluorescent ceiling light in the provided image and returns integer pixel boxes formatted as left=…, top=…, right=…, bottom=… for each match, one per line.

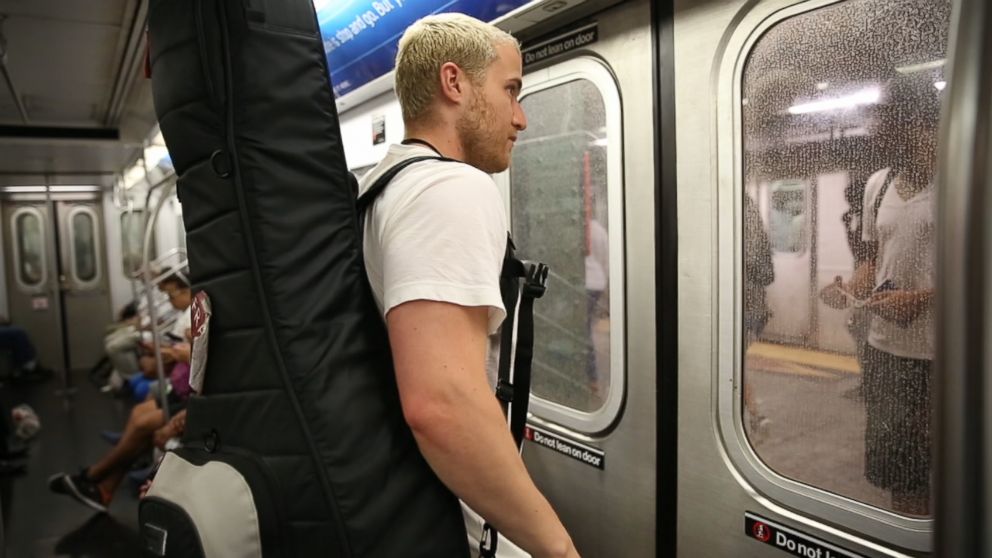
left=123, top=164, right=147, bottom=190
left=935, top=80, right=947, bottom=91
left=1, top=186, right=46, bottom=193
left=896, top=59, right=946, bottom=74
left=48, top=185, right=102, bottom=193
left=144, top=145, right=171, bottom=168
left=788, top=87, right=881, bottom=115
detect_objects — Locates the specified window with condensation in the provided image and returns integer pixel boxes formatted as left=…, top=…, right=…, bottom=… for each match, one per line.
left=121, top=211, right=153, bottom=275
left=740, top=0, right=949, bottom=519
left=767, top=180, right=808, bottom=253
left=70, top=210, right=99, bottom=283
left=13, top=210, right=46, bottom=289
left=508, top=57, right=624, bottom=431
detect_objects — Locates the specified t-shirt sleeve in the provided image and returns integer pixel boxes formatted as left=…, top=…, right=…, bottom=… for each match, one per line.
left=861, top=168, right=890, bottom=243
left=379, top=168, right=508, bottom=334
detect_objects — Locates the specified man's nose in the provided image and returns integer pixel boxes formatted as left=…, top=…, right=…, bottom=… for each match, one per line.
left=513, top=105, right=527, bottom=131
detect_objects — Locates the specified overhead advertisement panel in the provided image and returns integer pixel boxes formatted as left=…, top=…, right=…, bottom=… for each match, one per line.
left=314, top=0, right=532, bottom=98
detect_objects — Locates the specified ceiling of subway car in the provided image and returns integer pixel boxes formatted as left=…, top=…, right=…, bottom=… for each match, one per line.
left=0, top=0, right=154, bottom=186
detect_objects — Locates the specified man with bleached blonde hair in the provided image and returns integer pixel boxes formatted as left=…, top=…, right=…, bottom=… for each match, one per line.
left=356, top=12, right=579, bottom=558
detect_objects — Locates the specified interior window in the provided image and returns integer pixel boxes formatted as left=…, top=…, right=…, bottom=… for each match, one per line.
left=510, top=78, right=612, bottom=413
left=741, top=0, right=949, bottom=518
left=15, top=211, right=45, bottom=287
left=72, top=211, right=98, bottom=282
left=768, top=180, right=807, bottom=253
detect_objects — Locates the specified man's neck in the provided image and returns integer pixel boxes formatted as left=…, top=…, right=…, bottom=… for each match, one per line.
left=402, top=125, right=465, bottom=162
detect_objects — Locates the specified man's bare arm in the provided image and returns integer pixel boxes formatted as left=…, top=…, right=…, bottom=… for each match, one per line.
left=388, top=300, right=578, bottom=558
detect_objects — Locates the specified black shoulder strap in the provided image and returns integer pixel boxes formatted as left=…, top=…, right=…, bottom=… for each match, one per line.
left=873, top=169, right=896, bottom=219
left=355, top=155, right=454, bottom=219
left=481, top=234, right=549, bottom=558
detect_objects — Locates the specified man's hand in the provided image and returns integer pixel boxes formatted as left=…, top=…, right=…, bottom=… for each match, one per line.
left=866, top=290, right=932, bottom=326
left=161, top=343, right=191, bottom=364
left=820, top=276, right=851, bottom=309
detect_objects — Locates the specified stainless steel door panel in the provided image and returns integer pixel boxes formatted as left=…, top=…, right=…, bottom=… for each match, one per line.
left=676, top=0, right=951, bottom=555
left=514, top=2, right=657, bottom=555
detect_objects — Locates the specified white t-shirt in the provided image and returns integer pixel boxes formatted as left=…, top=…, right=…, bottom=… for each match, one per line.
left=861, top=168, right=935, bottom=360
left=584, top=219, right=609, bottom=292
left=358, top=143, right=529, bottom=557
left=170, top=307, right=192, bottom=341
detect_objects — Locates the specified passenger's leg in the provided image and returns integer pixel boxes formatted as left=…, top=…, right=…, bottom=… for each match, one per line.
left=48, top=398, right=164, bottom=512
left=890, top=357, right=932, bottom=516
left=86, top=399, right=164, bottom=493
left=104, top=326, right=140, bottom=378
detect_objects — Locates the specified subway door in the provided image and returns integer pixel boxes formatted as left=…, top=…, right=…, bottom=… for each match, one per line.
left=54, top=201, right=112, bottom=371
left=503, top=1, right=656, bottom=556
left=1, top=202, right=65, bottom=371
left=677, top=0, right=949, bottom=556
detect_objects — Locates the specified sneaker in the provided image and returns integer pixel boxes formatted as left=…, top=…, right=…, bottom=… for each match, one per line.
left=47, top=470, right=108, bottom=512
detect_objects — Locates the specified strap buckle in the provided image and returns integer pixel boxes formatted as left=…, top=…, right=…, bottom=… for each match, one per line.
left=495, top=379, right=514, bottom=403
left=480, top=523, right=498, bottom=557
left=522, top=261, right=549, bottom=299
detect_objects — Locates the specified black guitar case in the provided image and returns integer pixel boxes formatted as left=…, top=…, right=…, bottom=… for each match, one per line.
left=138, top=1, right=469, bottom=556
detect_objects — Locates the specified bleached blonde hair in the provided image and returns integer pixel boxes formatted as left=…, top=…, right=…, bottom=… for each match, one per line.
left=394, top=13, right=519, bottom=123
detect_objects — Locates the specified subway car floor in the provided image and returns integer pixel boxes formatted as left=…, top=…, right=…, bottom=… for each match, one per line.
left=1, top=370, right=146, bottom=557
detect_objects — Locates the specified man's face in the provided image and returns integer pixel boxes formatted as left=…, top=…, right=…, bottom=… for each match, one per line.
left=457, top=42, right=527, bottom=174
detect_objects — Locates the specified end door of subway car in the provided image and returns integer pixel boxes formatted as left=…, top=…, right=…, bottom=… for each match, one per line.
left=1, top=193, right=112, bottom=374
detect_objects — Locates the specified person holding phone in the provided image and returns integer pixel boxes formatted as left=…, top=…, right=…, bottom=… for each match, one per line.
left=48, top=269, right=194, bottom=512
left=820, top=77, right=938, bottom=516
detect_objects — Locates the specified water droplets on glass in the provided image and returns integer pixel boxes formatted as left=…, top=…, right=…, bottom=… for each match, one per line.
left=72, top=211, right=97, bottom=282
left=741, top=0, right=948, bottom=518
left=15, top=212, right=44, bottom=287
left=510, top=79, right=612, bottom=412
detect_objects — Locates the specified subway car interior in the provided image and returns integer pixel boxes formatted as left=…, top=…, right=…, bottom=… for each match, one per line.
left=0, top=0, right=989, bottom=556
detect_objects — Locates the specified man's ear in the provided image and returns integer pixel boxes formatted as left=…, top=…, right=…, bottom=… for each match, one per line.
left=438, top=61, right=467, bottom=104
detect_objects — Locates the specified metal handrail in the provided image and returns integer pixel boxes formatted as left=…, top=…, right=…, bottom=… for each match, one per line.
left=141, top=171, right=179, bottom=422
left=122, top=198, right=141, bottom=308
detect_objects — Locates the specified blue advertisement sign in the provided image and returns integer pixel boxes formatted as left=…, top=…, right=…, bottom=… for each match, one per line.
left=314, top=0, right=532, bottom=98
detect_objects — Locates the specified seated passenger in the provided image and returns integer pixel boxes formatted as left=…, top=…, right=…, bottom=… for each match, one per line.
left=0, top=318, right=53, bottom=384
left=47, top=340, right=191, bottom=512
left=47, top=273, right=193, bottom=512
left=101, top=301, right=142, bottom=392
left=120, top=272, right=192, bottom=400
